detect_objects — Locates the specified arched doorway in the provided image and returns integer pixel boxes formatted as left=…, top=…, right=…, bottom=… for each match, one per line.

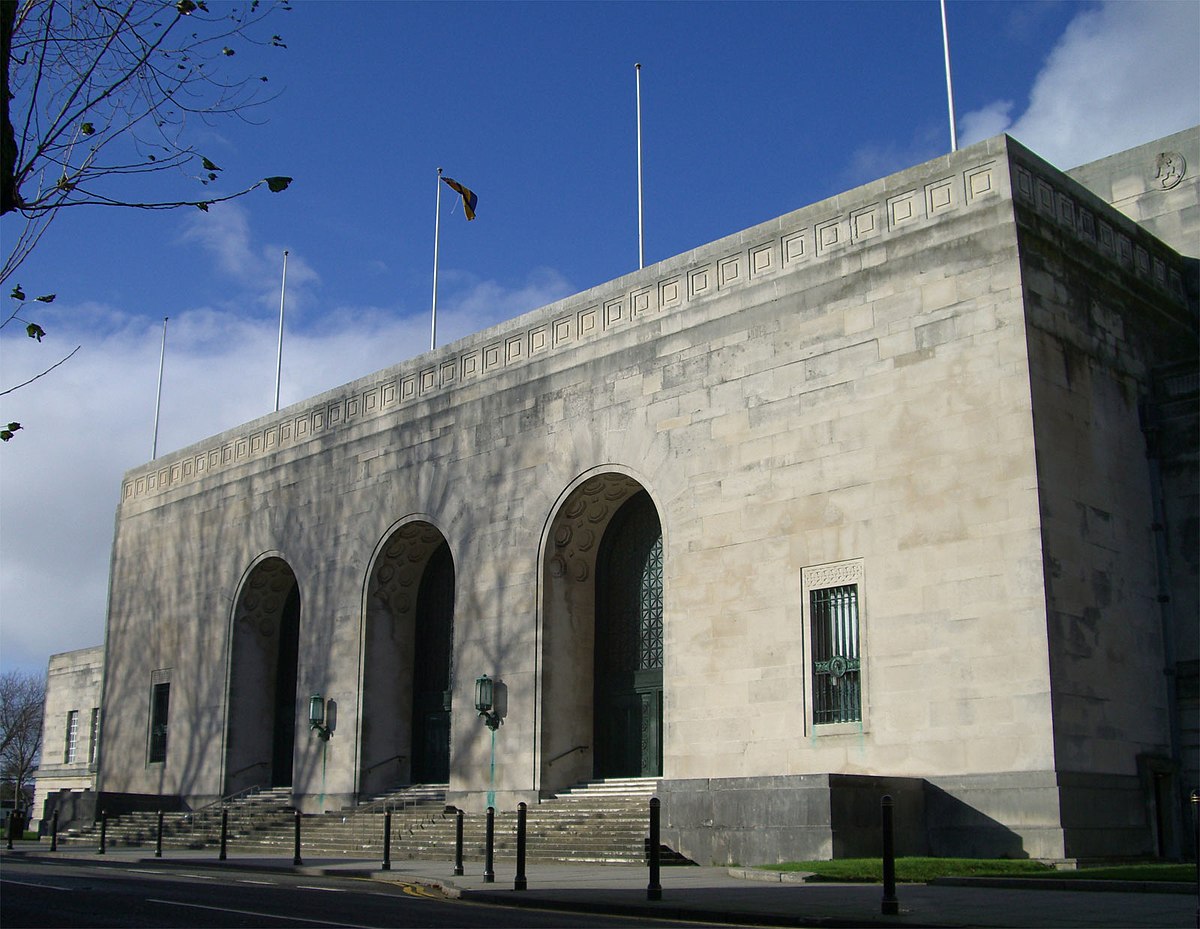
left=225, top=558, right=301, bottom=794
left=594, top=491, right=663, bottom=778
left=540, top=474, right=664, bottom=794
left=360, top=523, right=455, bottom=795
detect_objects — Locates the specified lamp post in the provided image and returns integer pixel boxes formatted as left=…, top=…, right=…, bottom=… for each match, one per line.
left=475, top=675, right=500, bottom=808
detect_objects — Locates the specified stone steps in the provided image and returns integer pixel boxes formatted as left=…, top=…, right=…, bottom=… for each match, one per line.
left=56, top=778, right=693, bottom=865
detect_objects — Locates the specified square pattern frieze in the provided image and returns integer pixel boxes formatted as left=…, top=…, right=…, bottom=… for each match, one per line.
left=925, top=178, right=955, bottom=216
left=782, top=230, right=808, bottom=265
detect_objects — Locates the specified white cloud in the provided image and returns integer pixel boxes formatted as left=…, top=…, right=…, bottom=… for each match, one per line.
left=0, top=267, right=572, bottom=676
left=960, top=0, right=1200, bottom=166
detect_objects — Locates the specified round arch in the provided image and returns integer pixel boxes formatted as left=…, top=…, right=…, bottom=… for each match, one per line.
left=537, top=468, right=665, bottom=796
left=358, top=518, right=456, bottom=796
left=224, top=554, right=302, bottom=795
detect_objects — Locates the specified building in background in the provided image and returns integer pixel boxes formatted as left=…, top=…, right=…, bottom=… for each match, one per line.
left=31, top=646, right=103, bottom=833
left=73, top=127, right=1196, bottom=864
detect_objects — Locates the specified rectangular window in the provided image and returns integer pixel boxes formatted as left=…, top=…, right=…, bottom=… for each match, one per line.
left=810, top=584, right=862, bottom=724
left=88, top=708, right=100, bottom=765
left=802, top=560, right=866, bottom=733
left=64, top=710, right=79, bottom=764
left=148, top=682, right=170, bottom=764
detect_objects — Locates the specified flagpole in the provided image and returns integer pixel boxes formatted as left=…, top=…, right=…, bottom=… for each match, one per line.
left=431, top=167, right=443, bottom=352
left=152, top=316, right=168, bottom=460
left=274, top=249, right=289, bottom=412
left=635, top=62, right=644, bottom=270
left=940, top=0, right=958, bottom=152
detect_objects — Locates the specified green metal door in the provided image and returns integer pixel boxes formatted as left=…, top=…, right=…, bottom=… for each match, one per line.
left=594, top=491, right=663, bottom=779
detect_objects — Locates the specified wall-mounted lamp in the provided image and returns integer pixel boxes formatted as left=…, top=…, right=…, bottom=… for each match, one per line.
left=308, top=693, right=331, bottom=740
left=474, top=675, right=500, bottom=730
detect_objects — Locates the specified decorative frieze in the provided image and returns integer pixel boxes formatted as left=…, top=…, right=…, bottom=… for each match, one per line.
left=124, top=144, right=1175, bottom=505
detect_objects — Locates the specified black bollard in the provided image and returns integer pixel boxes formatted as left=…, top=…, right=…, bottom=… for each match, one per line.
left=880, top=795, right=899, bottom=915
left=155, top=810, right=163, bottom=858
left=293, top=810, right=302, bottom=866
left=219, top=808, right=228, bottom=861
left=484, top=806, right=495, bottom=883
left=1191, top=791, right=1198, bottom=929
left=454, top=808, right=464, bottom=876
left=514, top=802, right=527, bottom=891
left=382, top=810, right=391, bottom=871
left=51, top=810, right=59, bottom=852
left=647, top=797, right=662, bottom=901
left=98, top=810, right=107, bottom=855
left=5, top=812, right=12, bottom=850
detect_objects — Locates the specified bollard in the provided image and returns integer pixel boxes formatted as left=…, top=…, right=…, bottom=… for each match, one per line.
left=219, top=808, right=228, bottom=861
left=1191, top=791, right=1198, bottom=929
left=647, top=797, right=662, bottom=901
left=454, top=808, right=464, bottom=876
left=155, top=810, right=163, bottom=858
left=382, top=809, right=392, bottom=871
left=5, top=811, right=12, bottom=850
left=484, top=806, right=495, bottom=883
left=293, top=810, right=302, bottom=866
left=98, top=810, right=107, bottom=855
left=514, top=802, right=528, bottom=891
left=880, top=795, right=899, bottom=915
left=51, top=810, right=59, bottom=852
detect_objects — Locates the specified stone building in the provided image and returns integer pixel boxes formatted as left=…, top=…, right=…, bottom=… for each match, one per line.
left=90, top=128, right=1198, bottom=864
left=31, top=646, right=104, bottom=832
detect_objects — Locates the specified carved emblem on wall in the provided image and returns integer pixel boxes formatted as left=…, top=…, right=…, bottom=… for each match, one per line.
left=1155, top=151, right=1186, bottom=190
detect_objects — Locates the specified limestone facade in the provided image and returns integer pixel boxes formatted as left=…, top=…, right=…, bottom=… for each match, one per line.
left=31, top=646, right=103, bottom=832
left=92, top=131, right=1198, bottom=863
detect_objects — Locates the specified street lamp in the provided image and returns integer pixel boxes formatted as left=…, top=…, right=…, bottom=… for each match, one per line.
left=308, top=693, right=331, bottom=740
left=474, top=675, right=500, bottom=730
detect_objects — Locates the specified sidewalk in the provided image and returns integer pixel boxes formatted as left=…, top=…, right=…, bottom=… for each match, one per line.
left=4, top=843, right=1197, bottom=928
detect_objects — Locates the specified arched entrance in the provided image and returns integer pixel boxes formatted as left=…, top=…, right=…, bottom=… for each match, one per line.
left=360, top=522, right=455, bottom=795
left=540, top=474, right=664, bottom=795
left=225, top=557, right=301, bottom=794
left=594, top=491, right=663, bottom=778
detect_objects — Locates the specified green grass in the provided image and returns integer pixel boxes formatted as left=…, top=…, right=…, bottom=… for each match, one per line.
left=754, top=858, right=1196, bottom=884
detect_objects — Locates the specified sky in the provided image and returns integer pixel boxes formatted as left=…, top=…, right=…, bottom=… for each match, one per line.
left=1, top=0, right=1197, bottom=679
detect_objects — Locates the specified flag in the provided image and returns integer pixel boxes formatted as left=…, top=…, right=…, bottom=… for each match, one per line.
left=441, top=176, right=478, bottom=221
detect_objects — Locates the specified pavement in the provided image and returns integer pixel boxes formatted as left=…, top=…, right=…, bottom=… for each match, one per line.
left=3, top=842, right=1197, bottom=928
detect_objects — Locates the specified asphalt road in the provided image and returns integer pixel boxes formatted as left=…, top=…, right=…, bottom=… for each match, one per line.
left=0, top=857, right=732, bottom=928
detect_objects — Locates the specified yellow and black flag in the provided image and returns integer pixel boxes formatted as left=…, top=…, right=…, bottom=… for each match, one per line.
left=440, top=176, right=477, bottom=221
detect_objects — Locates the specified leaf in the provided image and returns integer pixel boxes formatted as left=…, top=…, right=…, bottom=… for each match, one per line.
left=34, top=294, right=55, bottom=303
left=201, top=157, right=220, bottom=172
left=1, top=423, right=21, bottom=442
left=265, top=176, right=293, bottom=193
left=81, top=122, right=95, bottom=136
left=176, top=0, right=196, bottom=13
left=222, top=46, right=235, bottom=56
left=271, top=35, right=287, bottom=48
left=25, top=323, right=45, bottom=342
left=10, top=285, right=25, bottom=301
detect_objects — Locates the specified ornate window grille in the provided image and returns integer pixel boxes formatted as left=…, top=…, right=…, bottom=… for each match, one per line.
left=810, top=584, right=862, bottom=725
left=148, top=682, right=170, bottom=764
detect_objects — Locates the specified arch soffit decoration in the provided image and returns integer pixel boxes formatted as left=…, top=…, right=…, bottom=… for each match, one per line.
left=361, top=515, right=454, bottom=618
left=228, top=551, right=301, bottom=643
left=541, top=465, right=665, bottom=586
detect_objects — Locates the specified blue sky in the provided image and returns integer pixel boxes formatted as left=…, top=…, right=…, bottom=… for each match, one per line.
left=1, top=0, right=1197, bottom=676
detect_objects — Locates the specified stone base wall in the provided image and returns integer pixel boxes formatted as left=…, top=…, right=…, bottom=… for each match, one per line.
left=658, top=774, right=926, bottom=866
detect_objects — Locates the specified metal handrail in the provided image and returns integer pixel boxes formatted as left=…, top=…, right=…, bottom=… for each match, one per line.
left=547, top=744, right=588, bottom=766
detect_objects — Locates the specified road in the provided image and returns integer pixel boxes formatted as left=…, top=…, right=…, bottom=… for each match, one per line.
left=0, top=857, right=729, bottom=928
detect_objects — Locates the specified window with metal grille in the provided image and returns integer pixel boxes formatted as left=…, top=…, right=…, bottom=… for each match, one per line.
left=88, top=708, right=100, bottom=765
left=810, top=584, right=862, bottom=725
left=148, top=682, right=170, bottom=764
left=64, top=710, right=78, bottom=764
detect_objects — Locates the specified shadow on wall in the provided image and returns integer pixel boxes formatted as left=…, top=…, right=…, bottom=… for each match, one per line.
left=924, top=783, right=1028, bottom=859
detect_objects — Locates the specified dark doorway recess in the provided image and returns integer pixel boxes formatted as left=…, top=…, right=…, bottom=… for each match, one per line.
left=411, top=541, right=455, bottom=783
left=594, top=490, right=663, bottom=779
